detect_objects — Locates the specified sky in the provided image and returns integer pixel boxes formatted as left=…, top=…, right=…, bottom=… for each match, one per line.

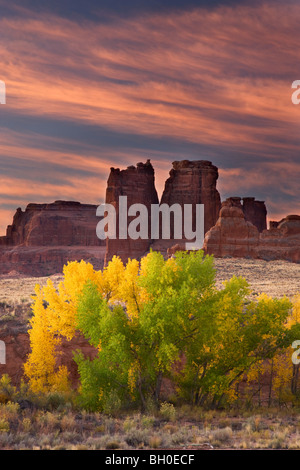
left=0, top=0, right=299, bottom=235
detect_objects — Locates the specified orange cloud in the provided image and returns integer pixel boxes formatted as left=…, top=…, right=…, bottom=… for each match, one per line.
left=0, top=1, right=299, bottom=233
left=1, top=2, right=299, bottom=146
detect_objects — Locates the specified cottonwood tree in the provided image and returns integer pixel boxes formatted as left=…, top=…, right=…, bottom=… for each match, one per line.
left=24, top=251, right=298, bottom=411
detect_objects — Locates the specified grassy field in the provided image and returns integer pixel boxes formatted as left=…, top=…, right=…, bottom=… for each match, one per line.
left=1, top=399, right=300, bottom=450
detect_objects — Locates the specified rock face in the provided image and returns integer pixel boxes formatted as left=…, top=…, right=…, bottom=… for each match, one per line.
left=0, top=201, right=106, bottom=276
left=224, top=197, right=267, bottom=233
left=104, top=159, right=222, bottom=263
left=0, top=246, right=106, bottom=277
left=0, top=201, right=103, bottom=247
left=203, top=201, right=260, bottom=258
left=257, top=215, right=300, bottom=263
left=203, top=198, right=300, bottom=263
left=0, top=161, right=298, bottom=276
left=105, top=160, right=159, bottom=264
left=104, top=159, right=299, bottom=264
left=161, top=160, right=221, bottom=235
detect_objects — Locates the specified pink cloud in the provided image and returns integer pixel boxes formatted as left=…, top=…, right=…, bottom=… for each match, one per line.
left=0, top=1, right=299, bottom=232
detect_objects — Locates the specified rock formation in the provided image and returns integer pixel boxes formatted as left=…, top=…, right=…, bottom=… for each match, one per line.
left=203, top=200, right=260, bottom=258
left=161, top=160, right=221, bottom=235
left=242, top=198, right=267, bottom=233
left=0, top=201, right=106, bottom=276
left=104, top=159, right=222, bottom=263
left=203, top=198, right=300, bottom=263
left=257, top=215, right=300, bottom=263
left=0, top=160, right=298, bottom=277
left=0, top=200, right=103, bottom=247
left=224, top=197, right=267, bottom=233
left=104, top=160, right=159, bottom=264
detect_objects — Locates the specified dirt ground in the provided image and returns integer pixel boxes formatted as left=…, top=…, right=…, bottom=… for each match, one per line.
left=214, top=258, right=300, bottom=299
left=0, top=258, right=299, bottom=306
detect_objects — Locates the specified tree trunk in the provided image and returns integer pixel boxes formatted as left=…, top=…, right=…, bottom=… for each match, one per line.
left=268, top=359, right=274, bottom=407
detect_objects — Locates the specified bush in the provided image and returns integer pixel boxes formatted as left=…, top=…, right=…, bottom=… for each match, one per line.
left=0, top=418, right=9, bottom=433
left=159, top=402, right=176, bottom=422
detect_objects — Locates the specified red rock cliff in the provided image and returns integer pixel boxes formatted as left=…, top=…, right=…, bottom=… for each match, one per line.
left=203, top=200, right=260, bottom=258
left=0, top=201, right=106, bottom=276
left=0, top=200, right=103, bottom=247
left=203, top=197, right=300, bottom=263
left=105, top=160, right=159, bottom=264
left=161, top=160, right=221, bottom=235
left=224, top=197, right=267, bottom=233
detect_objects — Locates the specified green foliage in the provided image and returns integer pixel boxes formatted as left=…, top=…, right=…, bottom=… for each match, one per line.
left=74, top=250, right=219, bottom=411
left=0, top=374, right=17, bottom=403
left=23, top=250, right=296, bottom=411
left=179, top=284, right=293, bottom=407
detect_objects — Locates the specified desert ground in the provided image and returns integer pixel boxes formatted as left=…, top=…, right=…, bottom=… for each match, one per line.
left=0, top=258, right=298, bottom=307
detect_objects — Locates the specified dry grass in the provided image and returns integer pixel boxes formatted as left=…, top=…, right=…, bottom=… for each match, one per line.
left=214, top=258, right=300, bottom=299
left=0, top=258, right=298, bottom=309
left=0, top=402, right=299, bottom=450
left=0, top=273, right=64, bottom=306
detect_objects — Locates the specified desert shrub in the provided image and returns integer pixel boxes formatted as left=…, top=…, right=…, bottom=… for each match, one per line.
left=0, top=418, right=9, bottom=433
left=141, top=415, right=155, bottom=428
left=60, top=413, right=76, bottom=431
left=125, top=428, right=150, bottom=447
left=159, top=402, right=176, bottom=421
left=0, top=401, right=19, bottom=418
left=44, top=392, right=68, bottom=411
left=0, top=375, right=17, bottom=402
left=210, top=426, right=233, bottom=445
left=21, top=417, right=32, bottom=433
left=149, top=435, right=162, bottom=448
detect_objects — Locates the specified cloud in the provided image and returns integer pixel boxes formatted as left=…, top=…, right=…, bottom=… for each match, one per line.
left=0, top=0, right=299, bottom=233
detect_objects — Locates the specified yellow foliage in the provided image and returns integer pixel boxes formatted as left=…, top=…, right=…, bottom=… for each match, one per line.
left=23, top=255, right=298, bottom=406
left=128, top=362, right=138, bottom=397
left=24, top=257, right=136, bottom=394
left=24, top=261, right=103, bottom=393
left=269, top=295, right=300, bottom=400
left=24, top=285, right=67, bottom=393
left=117, top=258, right=141, bottom=318
left=272, top=349, right=294, bottom=397
left=287, top=293, right=300, bottom=327
left=101, top=256, right=125, bottom=301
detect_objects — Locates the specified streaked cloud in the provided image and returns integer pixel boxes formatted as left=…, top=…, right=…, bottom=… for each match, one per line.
left=0, top=0, right=299, bottom=234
